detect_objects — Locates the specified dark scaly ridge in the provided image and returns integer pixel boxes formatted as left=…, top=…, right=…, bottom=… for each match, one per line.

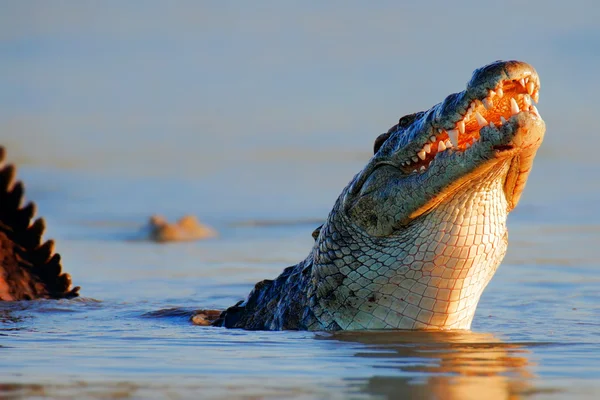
left=0, top=146, right=80, bottom=300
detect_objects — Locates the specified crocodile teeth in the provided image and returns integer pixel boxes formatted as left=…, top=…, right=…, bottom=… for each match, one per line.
left=482, top=98, right=493, bottom=110
left=475, top=111, right=488, bottom=127
left=457, top=120, right=465, bottom=135
left=510, top=98, right=520, bottom=115
left=526, top=81, right=535, bottom=95
left=447, top=129, right=459, bottom=147
left=397, top=83, right=544, bottom=170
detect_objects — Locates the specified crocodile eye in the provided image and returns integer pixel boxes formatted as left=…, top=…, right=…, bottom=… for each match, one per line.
left=374, top=112, right=420, bottom=154
left=373, top=132, right=390, bottom=154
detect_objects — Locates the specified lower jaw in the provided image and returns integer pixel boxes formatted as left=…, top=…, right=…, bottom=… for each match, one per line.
left=409, top=157, right=512, bottom=221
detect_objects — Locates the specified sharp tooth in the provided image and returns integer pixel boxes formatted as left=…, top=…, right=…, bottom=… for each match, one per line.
left=488, top=89, right=496, bottom=98
left=420, top=165, right=426, bottom=172
left=445, top=139, right=453, bottom=148
left=475, top=111, right=488, bottom=127
left=413, top=169, right=417, bottom=173
left=482, top=98, right=493, bottom=109
left=524, top=76, right=530, bottom=84
left=430, top=136, right=436, bottom=142
left=447, top=129, right=459, bottom=147
left=523, top=94, right=531, bottom=108
left=532, top=90, right=539, bottom=103
left=412, top=156, right=419, bottom=162
left=510, top=98, right=520, bottom=115
left=490, top=122, right=496, bottom=129
left=438, top=128, right=444, bottom=134
left=519, top=78, right=526, bottom=88
left=457, top=120, right=465, bottom=134
left=423, top=143, right=431, bottom=153
left=532, top=105, right=540, bottom=116
left=496, top=87, right=504, bottom=97
left=417, top=150, right=426, bottom=160
left=500, top=116, right=507, bottom=125
left=526, top=81, right=535, bottom=95
left=437, top=141, right=446, bottom=152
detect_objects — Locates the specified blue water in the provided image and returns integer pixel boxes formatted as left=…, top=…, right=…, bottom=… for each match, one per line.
left=2, top=2, right=600, bottom=399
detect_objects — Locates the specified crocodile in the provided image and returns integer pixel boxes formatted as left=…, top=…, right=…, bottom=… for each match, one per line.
left=146, top=215, right=217, bottom=242
left=0, top=147, right=79, bottom=300
left=0, top=60, right=545, bottom=332
left=207, top=60, right=545, bottom=330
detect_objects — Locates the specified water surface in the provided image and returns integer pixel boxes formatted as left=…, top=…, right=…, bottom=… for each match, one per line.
left=1, top=2, right=600, bottom=399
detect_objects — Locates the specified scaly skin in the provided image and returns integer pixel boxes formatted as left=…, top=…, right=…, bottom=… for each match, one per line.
left=0, top=147, right=80, bottom=300
left=212, top=60, right=545, bottom=330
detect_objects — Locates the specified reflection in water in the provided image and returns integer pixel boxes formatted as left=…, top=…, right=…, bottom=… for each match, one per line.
left=320, top=331, right=535, bottom=400
left=0, top=309, right=25, bottom=326
left=0, top=382, right=141, bottom=400
left=0, top=303, right=30, bottom=332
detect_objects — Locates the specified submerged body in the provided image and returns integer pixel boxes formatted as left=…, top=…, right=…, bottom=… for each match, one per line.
left=212, top=60, right=545, bottom=330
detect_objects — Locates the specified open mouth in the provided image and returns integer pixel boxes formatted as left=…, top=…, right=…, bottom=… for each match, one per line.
left=400, top=77, right=541, bottom=174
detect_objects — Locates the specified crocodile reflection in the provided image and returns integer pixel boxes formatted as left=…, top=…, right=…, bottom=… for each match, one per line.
left=318, top=330, right=536, bottom=400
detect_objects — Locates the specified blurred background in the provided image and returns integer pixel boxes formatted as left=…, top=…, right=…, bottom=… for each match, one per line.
left=2, top=1, right=598, bottom=220
left=0, top=0, right=599, bottom=253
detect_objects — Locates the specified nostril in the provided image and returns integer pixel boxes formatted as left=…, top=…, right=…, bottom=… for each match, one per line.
left=492, top=144, right=514, bottom=151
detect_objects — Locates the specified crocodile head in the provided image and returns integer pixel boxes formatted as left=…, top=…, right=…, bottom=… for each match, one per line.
left=312, top=60, right=545, bottom=330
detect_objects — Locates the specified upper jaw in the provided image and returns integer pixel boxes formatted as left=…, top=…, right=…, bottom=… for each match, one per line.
left=387, top=60, right=542, bottom=176
left=344, top=61, right=545, bottom=233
